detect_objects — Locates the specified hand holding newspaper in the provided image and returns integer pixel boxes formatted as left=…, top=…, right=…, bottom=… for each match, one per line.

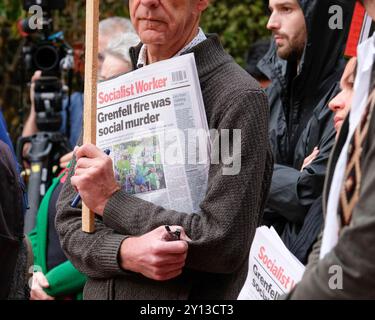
left=96, top=54, right=210, bottom=213
left=238, top=226, right=305, bottom=300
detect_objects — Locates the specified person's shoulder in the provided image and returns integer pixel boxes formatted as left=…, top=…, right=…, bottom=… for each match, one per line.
left=63, top=92, right=83, bottom=105
left=210, top=60, right=266, bottom=106
left=203, top=53, right=264, bottom=95
left=70, top=92, right=84, bottom=105
left=193, top=34, right=261, bottom=90
left=206, top=49, right=263, bottom=94
left=0, top=140, right=14, bottom=167
left=225, top=61, right=263, bottom=93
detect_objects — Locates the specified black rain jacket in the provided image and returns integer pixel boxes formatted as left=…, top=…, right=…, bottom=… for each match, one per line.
left=258, top=0, right=355, bottom=256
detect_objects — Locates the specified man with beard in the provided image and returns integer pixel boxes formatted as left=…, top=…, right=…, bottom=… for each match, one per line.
left=258, top=0, right=355, bottom=263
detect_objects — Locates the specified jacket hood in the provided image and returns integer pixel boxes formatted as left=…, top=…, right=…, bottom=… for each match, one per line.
left=259, top=0, right=355, bottom=97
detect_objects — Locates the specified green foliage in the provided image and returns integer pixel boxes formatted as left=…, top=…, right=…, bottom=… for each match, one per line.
left=201, top=0, right=270, bottom=66
left=0, top=1, right=24, bottom=139
left=0, top=0, right=269, bottom=143
left=53, top=0, right=130, bottom=44
left=0, top=0, right=23, bottom=25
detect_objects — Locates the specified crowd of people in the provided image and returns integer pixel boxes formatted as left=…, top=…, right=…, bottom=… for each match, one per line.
left=1, top=0, right=375, bottom=300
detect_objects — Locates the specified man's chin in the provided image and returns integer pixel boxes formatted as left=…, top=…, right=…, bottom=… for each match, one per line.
left=139, top=30, right=166, bottom=45
left=276, top=47, right=291, bottom=60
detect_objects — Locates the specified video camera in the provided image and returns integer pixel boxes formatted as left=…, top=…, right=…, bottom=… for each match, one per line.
left=17, top=1, right=74, bottom=233
left=19, top=0, right=73, bottom=131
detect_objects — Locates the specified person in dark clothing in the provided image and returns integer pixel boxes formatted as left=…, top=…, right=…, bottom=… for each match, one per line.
left=283, top=57, right=357, bottom=264
left=245, top=39, right=271, bottom=88
left=0, top=140, right=30, bottom=299
left=258, top=0, right=355, bottom=242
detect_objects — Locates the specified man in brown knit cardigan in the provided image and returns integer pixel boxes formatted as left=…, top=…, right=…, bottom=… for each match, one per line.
left=56, top=0, right=273, bottom=300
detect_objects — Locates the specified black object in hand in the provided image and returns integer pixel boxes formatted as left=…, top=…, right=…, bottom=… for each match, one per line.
left=164, top=225, right=181, bottom=241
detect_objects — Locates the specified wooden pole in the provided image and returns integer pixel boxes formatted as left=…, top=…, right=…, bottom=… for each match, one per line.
left=82, top=0, right=99, bottom=233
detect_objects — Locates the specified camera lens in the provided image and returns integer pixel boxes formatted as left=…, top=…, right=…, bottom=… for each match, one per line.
left=33, top=44, right=59, bottom=72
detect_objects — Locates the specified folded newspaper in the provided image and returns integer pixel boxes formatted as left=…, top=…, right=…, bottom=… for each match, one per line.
left=238, top=226, right=305, bottom=300
left=96, top=53, right=210, bottom=213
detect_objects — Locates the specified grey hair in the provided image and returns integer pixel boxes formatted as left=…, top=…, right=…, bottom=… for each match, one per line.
left=99, top=17, right=135, bottom=37
left=105, top=32, right=141, bottom=64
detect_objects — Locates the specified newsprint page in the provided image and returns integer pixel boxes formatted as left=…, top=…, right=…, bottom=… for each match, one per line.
left=96, top=54, right=210, bottom=213
left=238, top=226, right=305, bottom=300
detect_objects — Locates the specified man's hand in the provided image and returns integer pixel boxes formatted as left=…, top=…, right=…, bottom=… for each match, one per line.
left=71, top=144, right=120, bottom=215
left=119, top=226, right=190, bottom=281
left=301, top=147, right=319, bottom=171
left=30, top=272, right=55, bottom=300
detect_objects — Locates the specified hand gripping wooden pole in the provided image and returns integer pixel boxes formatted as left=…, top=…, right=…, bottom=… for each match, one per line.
left=82, top=0, right=99, bottom=233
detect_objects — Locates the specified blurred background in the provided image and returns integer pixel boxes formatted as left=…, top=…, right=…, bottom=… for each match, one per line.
left=0, top=0, right=269, bottom=145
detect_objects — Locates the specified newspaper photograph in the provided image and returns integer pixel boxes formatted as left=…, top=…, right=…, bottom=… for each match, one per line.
left=96, top=54, right=210, bottom=213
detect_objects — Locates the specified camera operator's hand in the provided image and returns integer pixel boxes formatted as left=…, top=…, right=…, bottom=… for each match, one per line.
left=60, top=151, right=74, bottom=168
left=30, top=71, right=42, bottom=111
left=22, top=71, right=43, bottom=163
left=22, top=71, right=42, bottom=138
left=71, top=144, right=120, bottom=215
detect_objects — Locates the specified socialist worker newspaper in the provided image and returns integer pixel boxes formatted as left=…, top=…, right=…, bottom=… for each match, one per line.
left=96, top=54, right=210, bottom=213
left=238, top=226, right=305, bottom=300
